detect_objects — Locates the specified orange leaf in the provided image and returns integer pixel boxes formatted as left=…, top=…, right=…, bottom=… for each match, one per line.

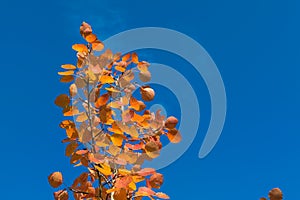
left=72, top=44, right=88, bottom=53
left=48, top=172, right=63, bottom=188
left=100, top=75, right=115, bottom=84
left=58, top=70, right=74, bottom=76
left=61, top=64, right=77, bottom=70
left=149, top=173, right=164, bottom=189
left=130, top=97, right=146, bottom=112
left=76, top=149, right=89, bottom=155
left=155, top=192, right=170, bottom=199
left=92, top=40, right=104, bottom=51
left=122, top=53, right=131, bottom=61
left=53, top=190, right=68, bottom=200
left=110, top=134, right=124, bottom=147
left=84, top=33, right=97, bottom=43
left=132, top=52, right=139, bottom=64
left=167, top=129, right=182, bottom=143
left=136, top=168, right=156, bottom=176
left=95, top=93, right=109, bottom=108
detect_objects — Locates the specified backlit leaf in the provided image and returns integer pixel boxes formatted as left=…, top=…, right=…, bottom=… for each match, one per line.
left=84, top=33, right=97, bottom=43
left=72, top=44, right=88, bottom=53
left=130, top=97, right=146, bottom=112
left=132, top=52, right=139, bottom=64
left=100, top=75, right=114, bottom=84
left=95, top=163, right=112, bottom=176
left=92, top=40, right=104, bottom=51
left=61, top=64, right=76, bottom=70
left=155, top=192, right=170, bottom=199
left=95, top=93, right=109, bottom=108
left=58, top=70, right=74, bottom=76
left=111, top=134, right=124, bottom=147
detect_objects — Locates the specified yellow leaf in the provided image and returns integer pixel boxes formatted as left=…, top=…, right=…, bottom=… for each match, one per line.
left=105, top=87, right=120, bottom=93
left=95, top=163, right=112, bottom=176
left=108, top=122, right=123, bottom=134
left=110, top=134, right=124, bottom=147
left=61, top=64, right=77, bottom=70
left=115, top=65, right=126, bottom=72
left=100, top=75, right=115, bottom=84
left=58, top=70, right=74, bottom=76
left=128, top=181, right=136, bottom=191
left=118, top=168, right=131, bottom=175
left=132, top=175, right=145, bottom=183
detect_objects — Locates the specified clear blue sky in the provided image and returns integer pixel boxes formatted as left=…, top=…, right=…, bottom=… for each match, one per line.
left=0, top=0, right=299, bottom=199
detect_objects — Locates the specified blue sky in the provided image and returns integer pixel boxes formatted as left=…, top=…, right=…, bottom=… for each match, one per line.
left=0, top=0, right=299, bottom=199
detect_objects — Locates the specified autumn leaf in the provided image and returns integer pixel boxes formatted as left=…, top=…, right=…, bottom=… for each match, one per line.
left=269, top=188, right=283, bottom=200
left=48, top=172, right=63, bottom=188
left=95, top=163, right=112, bottom=176
left=155, top=192, right=170, bottom=199
left=60, top=75, right=74, bottom=83
left=132, top=52, right=139, bottom=64
left=165, top=116, right=178, bottom=129
left=55, top=94, right=70, bottom=108
left=110, top=133, right=125, bottom=147
left=100, top=75, right=114, bottom=84
left=149, top=173, right=164, bottom=189
left=61, top=64, right=77, bottom=70
left=130, top=97, right=146, bottom=112
left=92, top=40, right=104, bottom=51
left=53, top=190, right=68, bottom=200
left=95, top=93, right=109, bottom=108
left=72, top=44, right=88, bottom=53
left=136, top=168, right=156, bottom=177
left=140, top=86, right=155, bottom=101
left=65, top=141, right=78, bottom=157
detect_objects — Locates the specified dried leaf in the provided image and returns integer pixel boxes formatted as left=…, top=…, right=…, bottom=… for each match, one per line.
left=140, top=86, right=155, bottom=101
left=48, top=172, right=63, bottom=188
left=55, top=94, right=70, bottom=108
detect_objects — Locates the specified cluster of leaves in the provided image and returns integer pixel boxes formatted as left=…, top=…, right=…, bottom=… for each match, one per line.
left=260, top=188, right=283, bottom=200
left=48, top=22, right=181, bottom=200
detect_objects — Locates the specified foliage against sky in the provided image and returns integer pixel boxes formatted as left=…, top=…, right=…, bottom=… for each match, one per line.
left=48, top=22, right=181, bottom=200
